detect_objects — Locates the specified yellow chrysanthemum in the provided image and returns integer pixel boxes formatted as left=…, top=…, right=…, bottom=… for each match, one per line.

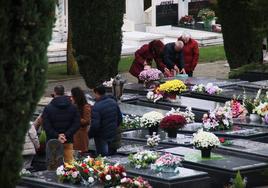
left=159, top=80, right=187, bottom=93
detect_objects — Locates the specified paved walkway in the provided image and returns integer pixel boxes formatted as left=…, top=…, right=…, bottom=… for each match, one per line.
left=45, top=60, right=229, bottom=96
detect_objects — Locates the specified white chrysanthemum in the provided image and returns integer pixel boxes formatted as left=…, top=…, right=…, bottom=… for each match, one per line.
left=56, top=165, right=65, bottom=176
left=105, top=175, right=111, bottom=181
left=71, top=171, right=79, bottom=179
left=193, top=129, right=220, bottom=148
left=140, top=111, right=164, bottom=128
left=88, top=177, right=94, bottom=183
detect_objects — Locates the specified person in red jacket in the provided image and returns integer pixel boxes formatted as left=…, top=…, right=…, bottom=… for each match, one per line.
left=129, top=40, right=171, bottom=82
left=178, top=33, right=199, bottom=77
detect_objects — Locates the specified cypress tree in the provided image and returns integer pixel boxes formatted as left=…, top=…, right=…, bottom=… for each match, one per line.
left=69, top=0, right=125, bottom=88
left=0, top=1, right=55, bottom=187
left=218, top=0, right=263, bottom=69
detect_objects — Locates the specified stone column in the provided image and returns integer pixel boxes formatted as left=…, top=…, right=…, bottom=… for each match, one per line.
left=178, top=0, right=189, bottom=19
left=125, top=0, right=145, bottom=31
left=52, top=0, right=68, bottom=42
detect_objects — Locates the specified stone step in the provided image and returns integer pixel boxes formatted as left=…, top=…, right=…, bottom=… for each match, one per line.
left=123, top=31, right=164, bottom=47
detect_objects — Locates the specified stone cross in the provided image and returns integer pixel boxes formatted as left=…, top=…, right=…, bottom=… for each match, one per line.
left=46, top=139, right=64, bottom=171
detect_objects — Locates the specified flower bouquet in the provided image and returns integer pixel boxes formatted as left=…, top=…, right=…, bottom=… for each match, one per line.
left=198, top=8, right=215, bottom=29
left=122, top=114, right=141, bottom=130
left=151, top=153, right=181, bottom=173
left=56, top=163, right=82, bottom=184
left=99, top=164, right=127, bottom=187
left=193, top=129, right=220, bottom=158
left=192, top=83, right=222, bottom=95
left=160, top=114, right=186, bottom=138
left=179, top=15, right=194, bottom=25
left=128, top=150, right=159, bottom=169
left=228, top=99, right=246, bottom=118
left=253, top=102, right=268, bottom=117
left=146, top=91, right=163, bottom=103
left=82, top=156, right=106, bottom=173
left=166, top=107, right=195, bottom=123
left=119, top=176, right=152, bottom=188
left=158, top=80, right=187, bottom=101
left=202, top=105, right=233, bottom=131
left=147, top=132, right=161, bottom=147
left=265, top=114, right=268, bottom=124
left=140, top=111, right=164, bottom=135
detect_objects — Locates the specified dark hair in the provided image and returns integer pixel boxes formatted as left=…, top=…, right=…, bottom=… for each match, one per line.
left=149, top=40, right=164, bottom=57
left=93, top=84, right=106, bottom=95
left=71, top=87, right=88, bottom=114
left=54, top=85, right=64, bottom=96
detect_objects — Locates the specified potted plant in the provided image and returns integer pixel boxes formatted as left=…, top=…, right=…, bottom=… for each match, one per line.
left=197, top=8, right=216, bottom=29
left=147, top=132, right=161, bottom=148
left=243, top=89, right=262, bottom=122
left=139, top=68, right=162, bottom=89
left=158, top=80, right=187, bottom=102
left=140, top=111, right=164, bottom=135
left=166, top=107, right=195, bottom=124
left=193, top=129, right=220, bottom=158
left=151, top=153, right=181, bottom=173
left=128, top=150, right=159, bottom=169
left=160, top=114, right=186, bottom=138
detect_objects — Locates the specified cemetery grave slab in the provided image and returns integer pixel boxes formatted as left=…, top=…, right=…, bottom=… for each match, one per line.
left=160, top=147, right=268, bottom=187
left=122, top=129, right=193, bottom=147
left=106, top=155, right=211, bottom=188
left=217, top=139, right=268, bottom=162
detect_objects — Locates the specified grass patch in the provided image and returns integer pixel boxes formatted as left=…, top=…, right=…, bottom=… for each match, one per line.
left=199, top=45, right=226, bottom=63
left=47, top=63, right=79, bottom=80
left=47, top=45, right=226, bottom=80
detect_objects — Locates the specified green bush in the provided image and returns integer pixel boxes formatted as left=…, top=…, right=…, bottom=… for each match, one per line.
left=0, top=1, right=55, bottom=187
left=218, top=0, right=264, bottom=69
left=69, top=0, right=125, bottom=88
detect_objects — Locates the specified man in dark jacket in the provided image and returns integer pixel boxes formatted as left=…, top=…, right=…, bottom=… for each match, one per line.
left=163, top=41, right=186, bottom=75
left=43, top=85, right=80, bottom=163
left=89, top=85, right=122, bottom=156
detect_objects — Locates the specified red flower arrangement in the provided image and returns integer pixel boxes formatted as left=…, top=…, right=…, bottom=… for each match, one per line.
left=179, top=15, right=194, bottom=24
left=160, top=115, right=186, bottom=130
left=99, top=164, right=127, bottom=187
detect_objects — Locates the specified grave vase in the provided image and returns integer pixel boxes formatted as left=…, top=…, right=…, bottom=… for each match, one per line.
left=249, top=114, right=261, bottom=122
left=201, top=147, right=212, bottom=158
left=167, top=129, right=177, bottom=138
left=165, top=93, right=179, bottom=103
left=148, top=125, right=159, bottom=135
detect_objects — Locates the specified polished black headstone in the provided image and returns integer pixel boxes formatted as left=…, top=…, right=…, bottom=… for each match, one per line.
left=46, top=139, right=63, bottom=171
left=156, top=2, right=178, bottom=26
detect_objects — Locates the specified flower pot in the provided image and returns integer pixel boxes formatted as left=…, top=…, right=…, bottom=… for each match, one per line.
left=158, top=166, right=177, bottom=173
left=201, top=147, right=212, bottom=158
left=148, top=126, right=158, bottom=135
left=167, top=130, right=177, bottom=138
left=249, top=114, right=261, bottom=122
left=203, top=20, right=213, bottom=30
left=165, top=93, right=178, bottom=103
left=144, top=81, right=156, bottom=89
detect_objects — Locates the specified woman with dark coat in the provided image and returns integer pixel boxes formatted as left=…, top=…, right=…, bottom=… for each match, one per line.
left=71, top=87, right=91, bottom=153
left=129, top=40, right=171, bottom=81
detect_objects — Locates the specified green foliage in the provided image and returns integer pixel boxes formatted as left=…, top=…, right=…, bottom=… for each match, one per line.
left=218, top=0, right=267, bottom=69
left=232, top=171, right=246, bottom=188
left=229, top=63, right=268, bottom=79
left=0, top=1, right=55, bottom=187
left=69, top=0, right=125, bottom=88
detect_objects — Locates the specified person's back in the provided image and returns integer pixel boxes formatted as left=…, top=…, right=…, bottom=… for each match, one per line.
left=91, top=96, right=120, bottom=140
left=43, top=85, right=80, bottom=163
left=89, top=85, right=122, bottom=156
left=43, top=96, right=78, bottom=141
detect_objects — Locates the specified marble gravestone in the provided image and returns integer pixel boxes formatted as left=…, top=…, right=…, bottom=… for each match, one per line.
left=46, top=139, right=64, bottom=171
left=160, top=147, right=268, bottom=187
left=218, top=139, right=268, bottom=162
left=106, top=155, right=211, bottom=188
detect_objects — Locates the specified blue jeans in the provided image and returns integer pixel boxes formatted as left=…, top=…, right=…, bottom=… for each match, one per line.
left=94, top=138, right=109, bottom=156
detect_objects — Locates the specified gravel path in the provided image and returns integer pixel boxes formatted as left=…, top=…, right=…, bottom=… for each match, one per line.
left=44, top=60, right=229, bottom=96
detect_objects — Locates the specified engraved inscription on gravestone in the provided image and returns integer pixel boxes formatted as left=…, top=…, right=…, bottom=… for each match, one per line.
left=46, top=139, right=64, bottom=171
left=156, top=0, right=178, bottom=26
